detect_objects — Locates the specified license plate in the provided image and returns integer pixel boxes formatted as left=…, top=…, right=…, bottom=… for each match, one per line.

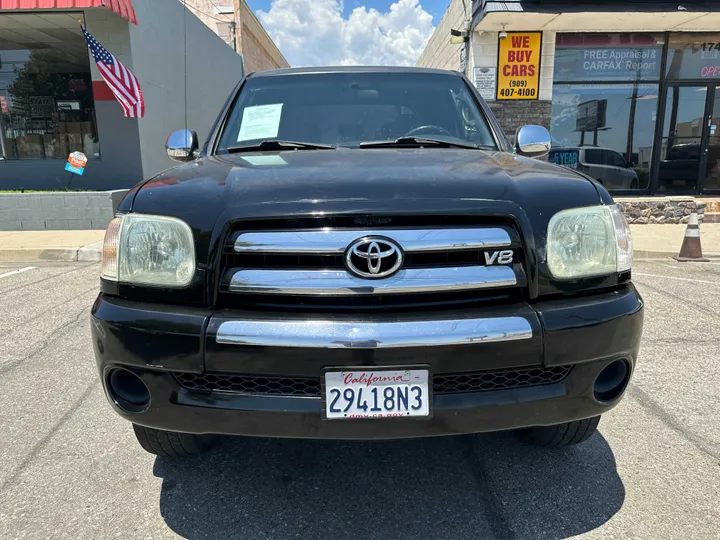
left=324, top=369, right=430, bottom=419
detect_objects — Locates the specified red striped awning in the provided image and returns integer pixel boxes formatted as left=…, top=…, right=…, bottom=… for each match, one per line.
left=0, top=0, right=137, bottom=25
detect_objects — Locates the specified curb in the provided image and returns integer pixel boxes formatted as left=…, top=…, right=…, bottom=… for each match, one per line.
left=634, top=249, right=720, bottom=260
left=0, top=240, right=102, bottom=263
left=633, top=250, right=677, bottom=260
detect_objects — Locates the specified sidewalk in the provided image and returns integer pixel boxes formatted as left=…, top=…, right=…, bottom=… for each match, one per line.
left=0, top=225, right=718, bottom=263
left=0, top=230, right=105, bottom=262
left=631, top=223, right=720, bottom=259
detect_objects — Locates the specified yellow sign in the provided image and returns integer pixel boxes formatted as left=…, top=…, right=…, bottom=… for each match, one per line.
left=497, top=32, right=542, bottom=100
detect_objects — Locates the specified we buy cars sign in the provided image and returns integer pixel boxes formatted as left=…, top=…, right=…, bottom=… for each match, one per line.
left=497, top=32, right=542, bottom=100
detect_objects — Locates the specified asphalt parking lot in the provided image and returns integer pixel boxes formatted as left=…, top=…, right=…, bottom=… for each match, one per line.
left=0, top=260, right=718, bottom=540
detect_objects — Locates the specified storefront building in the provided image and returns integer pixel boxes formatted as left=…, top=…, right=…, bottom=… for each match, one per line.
left=417, top=1, right=720, bottom=197
left=0, top=0, right=245, bottom=190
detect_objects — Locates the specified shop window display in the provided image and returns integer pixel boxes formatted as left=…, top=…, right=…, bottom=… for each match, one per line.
left=0, top=13, right=99, bottom=161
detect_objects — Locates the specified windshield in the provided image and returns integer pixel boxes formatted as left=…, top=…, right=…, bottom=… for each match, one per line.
left=215, top=72, right=497, bottom=152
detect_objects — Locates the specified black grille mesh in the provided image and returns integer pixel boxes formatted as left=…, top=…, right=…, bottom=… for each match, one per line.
left=174, top=373, right=321, bottom=396
left=174, top=366, right=571, bottom=397
left=433, top=366, right=571, bottom=393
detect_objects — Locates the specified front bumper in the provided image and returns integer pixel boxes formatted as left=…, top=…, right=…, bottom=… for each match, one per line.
left=91, top=285, right=643, bottom=439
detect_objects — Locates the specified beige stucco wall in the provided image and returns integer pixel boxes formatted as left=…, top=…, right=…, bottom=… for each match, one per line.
left=415, top=0, right=466, bottom=71
left=235, top=0, right=289, bottom=72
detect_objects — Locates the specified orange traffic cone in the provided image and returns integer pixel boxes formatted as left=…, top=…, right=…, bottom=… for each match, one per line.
left=674, top=212, right=709, bottom=262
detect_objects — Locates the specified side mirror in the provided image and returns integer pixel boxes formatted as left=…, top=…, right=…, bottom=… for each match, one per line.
left=515, top=125, right=551, bottom=158
left=626, top=160, right=635, bottom=168
left=166, top=129, right=199, bottom=162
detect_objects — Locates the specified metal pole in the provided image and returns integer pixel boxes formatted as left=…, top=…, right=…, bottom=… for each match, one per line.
left=0, top=112, right=7, bottom=161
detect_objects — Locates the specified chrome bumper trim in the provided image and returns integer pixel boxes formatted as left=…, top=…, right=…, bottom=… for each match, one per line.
left=216, top=316, right=533, bottom=348
left=234, top=228, right=512, bottom=254
left=228, top=266, right=518, bottom=295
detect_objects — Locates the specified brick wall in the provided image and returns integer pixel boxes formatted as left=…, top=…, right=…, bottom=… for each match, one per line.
left=183, top=0, right=289, bottom=72
left=237, top=0, right=289, bottom=72
left=488, top=101, right=552, bottom=139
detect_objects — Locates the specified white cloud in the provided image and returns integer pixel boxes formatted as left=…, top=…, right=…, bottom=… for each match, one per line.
left=257, top=0, right=435, bottom=67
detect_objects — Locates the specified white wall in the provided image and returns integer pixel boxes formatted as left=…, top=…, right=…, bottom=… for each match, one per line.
left=129, top=0, right=245, bottom=178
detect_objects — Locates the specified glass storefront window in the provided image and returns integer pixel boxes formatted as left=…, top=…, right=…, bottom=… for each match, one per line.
left=551, top=84, right=658, bottom=190
left=667, top=34, right=720, bottom=80
left=554, top=33, right=665, bottom=82
left=0, top=13, right=99, bottom=160
left=657, top=86, right=708, bottom=192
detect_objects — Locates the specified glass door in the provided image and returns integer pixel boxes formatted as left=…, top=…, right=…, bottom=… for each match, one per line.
left=703, top=89, right=720, bottom=192
left=657, top=85, right=710, bottom=193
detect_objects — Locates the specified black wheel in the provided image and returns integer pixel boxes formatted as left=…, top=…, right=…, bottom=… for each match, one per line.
left=132, top=424, right=217, bottom=457
left=519, top=416, right=600, bottom=447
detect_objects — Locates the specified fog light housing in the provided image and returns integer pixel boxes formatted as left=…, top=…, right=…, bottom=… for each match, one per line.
left=594, top=360, right=630, bottom=402
left=107, top=368, right=150, bottom=413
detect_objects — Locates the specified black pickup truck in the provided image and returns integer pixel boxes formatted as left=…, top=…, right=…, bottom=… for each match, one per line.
left=91, top=67, right=643, bottom=457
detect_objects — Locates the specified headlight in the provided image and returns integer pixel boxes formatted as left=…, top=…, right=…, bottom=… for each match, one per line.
left=101, top=214, right=195, bottom=287
left=547, top=204, right=632, bottom=279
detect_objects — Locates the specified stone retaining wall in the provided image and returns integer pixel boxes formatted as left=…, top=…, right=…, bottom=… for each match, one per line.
left=0, top=190, right=127, bottom=231
left=615, top=198, right=706, bottom=224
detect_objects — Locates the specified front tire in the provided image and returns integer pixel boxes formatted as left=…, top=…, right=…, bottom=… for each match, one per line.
left=519, top=416, right=600, bottom=447
left=132, top=424, right=217, bottom=457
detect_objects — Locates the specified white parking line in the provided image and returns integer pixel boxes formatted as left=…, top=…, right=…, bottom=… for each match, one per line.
left=0, top=267, right=36, bottom=280
left=633, top=272, right=719, bottom=285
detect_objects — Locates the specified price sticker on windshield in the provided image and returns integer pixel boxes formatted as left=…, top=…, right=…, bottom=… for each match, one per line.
left=497, top=32, right=542, bottom=100
left=237, top=103, right=283, bottom=142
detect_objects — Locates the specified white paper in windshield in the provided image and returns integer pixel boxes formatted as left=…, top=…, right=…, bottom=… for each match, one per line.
left=237, top=103, right=283, bottom=142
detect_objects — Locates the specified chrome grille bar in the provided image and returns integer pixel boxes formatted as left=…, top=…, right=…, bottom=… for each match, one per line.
left=229, top=266, right=518, bottom=295
left=234, top=228, right=512, bottom=254
left=216, top=316, right=533, bottom=348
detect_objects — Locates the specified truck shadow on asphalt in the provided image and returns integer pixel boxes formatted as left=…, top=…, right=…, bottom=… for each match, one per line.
left=154, top=431, right=624, bottom=540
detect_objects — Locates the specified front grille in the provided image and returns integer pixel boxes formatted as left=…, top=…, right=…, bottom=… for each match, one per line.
left=217, top=215, right=527, bottom=311
left=174, top=366, right=571, bottom=396
left=174, top=373, right=320, bottom=396
left=433, top=366, right=571, bottom=393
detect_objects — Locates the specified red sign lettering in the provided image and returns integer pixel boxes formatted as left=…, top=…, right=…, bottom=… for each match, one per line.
left=503, top=64, right=536, bottom=77
left=343, top=372, right=411, bottom=387
left=507, top=50, right=533, bottom=63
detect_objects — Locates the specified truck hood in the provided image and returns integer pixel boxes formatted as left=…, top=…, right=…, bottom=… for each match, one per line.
left=129, top=148, right=602, bottom=257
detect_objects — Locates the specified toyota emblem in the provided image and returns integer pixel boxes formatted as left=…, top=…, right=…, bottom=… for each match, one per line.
left=344, top=236, right=404, bottom=279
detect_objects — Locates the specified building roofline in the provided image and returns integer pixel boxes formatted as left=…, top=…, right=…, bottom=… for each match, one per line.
left=249, top=66, right=464, bottom=77
left=471, top=0, right=720, bottom=29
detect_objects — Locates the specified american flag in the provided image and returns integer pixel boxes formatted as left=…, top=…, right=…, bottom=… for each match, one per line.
left=82, top=26, right=145, bottom=118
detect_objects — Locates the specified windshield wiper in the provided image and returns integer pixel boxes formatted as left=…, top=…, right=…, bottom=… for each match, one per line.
left=359, top=137, right=485, bottom=150
left=226, top=140, right=336, bottom=153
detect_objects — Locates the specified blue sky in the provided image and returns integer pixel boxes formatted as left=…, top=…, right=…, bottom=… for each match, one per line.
left=247, top=0, right=448, bottom=26
left=248, top=0, right=444, bottom=66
